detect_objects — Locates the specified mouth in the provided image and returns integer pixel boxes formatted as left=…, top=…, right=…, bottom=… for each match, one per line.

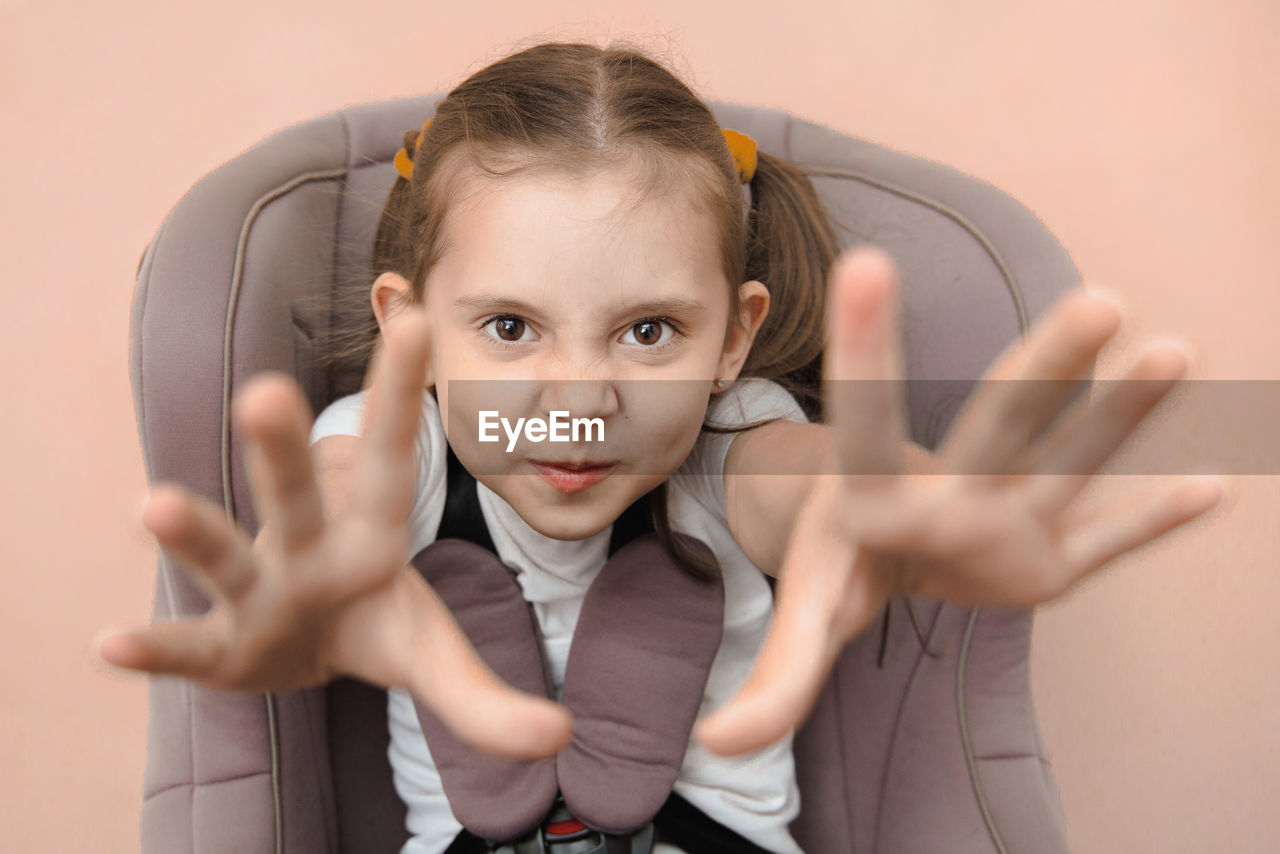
left=528, top=459, right=618, bottom=494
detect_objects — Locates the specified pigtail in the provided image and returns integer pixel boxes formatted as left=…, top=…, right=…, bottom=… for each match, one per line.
left=648, top=480, right=721, bottom=585
left=736, top=150, right=846, bottom=424
left=370, top=129, right=427, bottom=308
left=734, top=148, right=933, bottom=659
left=311, top=128, right=429, bottom=393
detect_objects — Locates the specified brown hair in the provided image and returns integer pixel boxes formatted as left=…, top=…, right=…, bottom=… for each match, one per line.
left=324, top=39, right=849, bottom=582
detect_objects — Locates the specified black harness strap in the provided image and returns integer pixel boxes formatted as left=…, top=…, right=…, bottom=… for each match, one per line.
left=441, top=439, right=654, bottom=555
left=651, top=791, right=776, bottom=854
left=441, top=437, right=498, bottom=553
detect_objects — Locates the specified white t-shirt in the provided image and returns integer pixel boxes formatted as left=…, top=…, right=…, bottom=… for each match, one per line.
left=309, top=378, right=809, bottom=854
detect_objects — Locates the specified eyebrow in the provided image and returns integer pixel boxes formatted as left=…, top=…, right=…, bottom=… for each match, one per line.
left=454, top=293, right=708, bottom=321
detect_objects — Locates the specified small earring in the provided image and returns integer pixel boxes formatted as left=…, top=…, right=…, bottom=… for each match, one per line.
left=714, top=377, right=728, bottom=388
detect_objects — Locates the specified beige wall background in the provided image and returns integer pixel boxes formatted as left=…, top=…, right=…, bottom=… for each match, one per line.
left=2, top=0, right=1276, bottom=851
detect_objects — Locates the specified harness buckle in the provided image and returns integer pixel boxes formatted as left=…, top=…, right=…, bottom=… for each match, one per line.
left=488, top=794, right=655, bottom=854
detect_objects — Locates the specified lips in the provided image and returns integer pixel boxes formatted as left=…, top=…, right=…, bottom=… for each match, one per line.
left=529, top=459, right=618, bottom=471
left=529, top=460, right=618, bottom=494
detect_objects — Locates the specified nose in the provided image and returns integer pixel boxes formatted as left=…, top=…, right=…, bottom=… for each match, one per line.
left=536, top=352, right=620, bottom=422
left=539, top=376, right=619, bottom=422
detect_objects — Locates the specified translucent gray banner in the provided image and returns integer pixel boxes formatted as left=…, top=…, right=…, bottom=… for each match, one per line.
left=436, top=379, right=1275, bottom=476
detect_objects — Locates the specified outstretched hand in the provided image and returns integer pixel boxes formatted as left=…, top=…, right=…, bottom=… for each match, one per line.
left=95, top=309, right=572, bottom=759
left=695, top=246, right=1228, bottom=756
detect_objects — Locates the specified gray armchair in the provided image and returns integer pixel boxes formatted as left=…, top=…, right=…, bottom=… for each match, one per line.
left=129, top=93, right=1078, bottom=853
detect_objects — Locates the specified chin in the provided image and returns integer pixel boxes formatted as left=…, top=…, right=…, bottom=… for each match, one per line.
left=530, top=514, right=612, bottom=542
left=502, top=469, right=659, bottom=542
left=510, top=494, right=620, bottom=541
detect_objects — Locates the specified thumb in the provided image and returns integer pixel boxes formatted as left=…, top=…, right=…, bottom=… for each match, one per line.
left=397, top=569, right=574, bottom=759
left=427, top=646, right=575, bottom=760
left=695, top=485, right=856, bottom=756
left=694, top=612, right=841, bottom=757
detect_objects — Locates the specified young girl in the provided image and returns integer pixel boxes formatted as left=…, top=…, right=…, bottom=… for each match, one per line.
left=97, top=40, right=1227, bottom=854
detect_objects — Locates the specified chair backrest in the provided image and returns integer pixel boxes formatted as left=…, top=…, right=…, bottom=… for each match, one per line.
left=130, top=93, right=1080, bottom=853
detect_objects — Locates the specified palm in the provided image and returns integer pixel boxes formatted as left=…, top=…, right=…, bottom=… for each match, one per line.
left=829, top=474, right=1073, bottom=610
left=697, top=246, right=1227, bottom=756
left=96, top=310, right=571, bottom=759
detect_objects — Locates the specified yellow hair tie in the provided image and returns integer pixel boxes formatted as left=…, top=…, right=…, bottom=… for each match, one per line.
left=394, top=120, right=758, bottom=184
left=394, top=119, right=433, bottom=181
left=721, top=128, right=758, bottom=183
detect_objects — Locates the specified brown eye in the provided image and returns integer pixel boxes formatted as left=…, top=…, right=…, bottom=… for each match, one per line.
left=495, top=318, right=524, bottom=340
left=482, top=315, right=532, bottom=345
left=633, top=320, right=661, bottom=345
left=622, top=317, right=678, bottom=349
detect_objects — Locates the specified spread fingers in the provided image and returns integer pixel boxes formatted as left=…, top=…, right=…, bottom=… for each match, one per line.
left=350, top=309, right=432, bottom=530
left=141, top=483, right=258, bottom=603
left=232, top=373, right=326, bottom=554
left=95, top=615, right=229, bottom=680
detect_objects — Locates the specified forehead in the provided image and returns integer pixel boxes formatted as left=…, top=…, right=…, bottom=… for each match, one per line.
left=429, top=158, right=726, bottom=302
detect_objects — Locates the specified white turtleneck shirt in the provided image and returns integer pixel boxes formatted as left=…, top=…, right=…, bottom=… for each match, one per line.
left=309, top=377, right=809, bottom=854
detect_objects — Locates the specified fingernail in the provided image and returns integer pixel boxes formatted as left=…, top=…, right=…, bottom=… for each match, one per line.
left=1087, top=285, right=1124, bottom=310
left=850, top=243, right=893, bottom=267
left=92, top=628, right=119, bottom=662
left=1146, top=336, right=1199, bottom=371
left=1189, top=468, right=1226, bottom=485
left=1187, top=474, right=1227, bottom=506
left=1159, top=336, right=1196, bottom=357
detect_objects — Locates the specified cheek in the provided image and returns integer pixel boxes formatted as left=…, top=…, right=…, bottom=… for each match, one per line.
left=443, top=374, right=551, bottom=477
left=442, top=380, right=507, bottom=477
left=622, top=381, right=709, bottom=475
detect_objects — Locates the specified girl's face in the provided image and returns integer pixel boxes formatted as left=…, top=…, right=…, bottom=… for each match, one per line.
left=374, top=163, right=768, bottom=541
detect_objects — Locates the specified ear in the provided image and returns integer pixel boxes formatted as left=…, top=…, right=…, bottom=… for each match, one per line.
left=713, top=280, right=769, bottom=392
left=371, top=271, right=412, bottom=333
left=370, top=271, right=434, bottom=389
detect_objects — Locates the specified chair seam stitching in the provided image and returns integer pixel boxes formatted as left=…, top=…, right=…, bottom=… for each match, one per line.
left=973, top=752, right=1053, bottom=764
left=792, top=163, right=1035, bottom=341
left=871, top=608, right=938, bottom=852
left=958, top=609, right=1010, bottom=854
left=144, top=770, right=274, bottom=803
left=831, top=647, right=856, bottom=853
left=223, top=163, right=347, bottom=854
